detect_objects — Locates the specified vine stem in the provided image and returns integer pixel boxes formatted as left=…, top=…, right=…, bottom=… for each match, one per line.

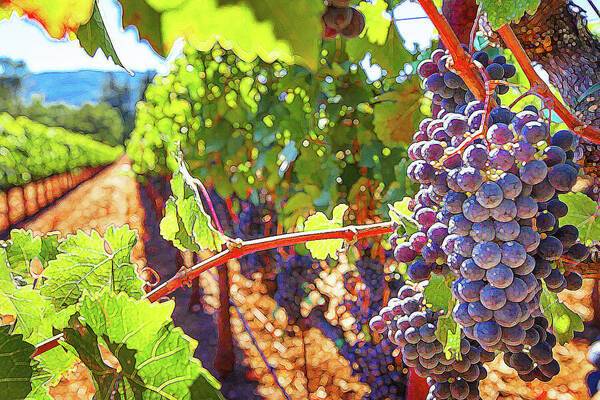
left=496, top=25, right=600, bottom=143
left=32, top=221, right=395, bottom=358
left=417, top=0, right=486, bottom=100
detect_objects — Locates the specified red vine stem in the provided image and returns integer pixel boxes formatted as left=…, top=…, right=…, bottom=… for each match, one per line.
left=32, top=221, right=395, bottom=358
left=417, top=0, right=486, bottom=100
left=496, top=25, right=600, bottom=143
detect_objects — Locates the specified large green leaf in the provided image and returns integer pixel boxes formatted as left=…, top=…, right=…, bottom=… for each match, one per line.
left=558, top=192, right=600, bottom=245
left=160, top=160, right=225, bottom=252
left=120, top=0, right=164, bottom=53
left=303, top=204, right=348, bottom=260
left=76, top=1, right=125, bottom=69
left=65, top=291, right=223, bottom=400
left=0, top=326, right=35, bottom=399
left=345, top=0, right=412, bottom=74
left=217, top=0, right=324, bottom=69
left=373, top=77, right=424, bottom=146
left=540, top=286, right=584, bottom=345
left=40, top=226, right=144, bottom=309
left=477, top=0, right=541, bottom=29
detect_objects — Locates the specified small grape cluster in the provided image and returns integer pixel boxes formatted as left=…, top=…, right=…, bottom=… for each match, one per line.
left=370, top=284, right=491, bottom=400
left=274, top=254, right=321, bottom=324
left=418, top=49, right=516, bottom=117
left=322, top=0, right=365, bottom=39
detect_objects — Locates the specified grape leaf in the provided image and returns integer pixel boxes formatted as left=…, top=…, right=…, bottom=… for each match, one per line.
left=373, top=77, right=424, bottom=146
left=76, top=0, right=125, bottom=69
left=0, top=252, right=52, bottom=341
left=423, top=274, right=454, bottom=313
left=5, top=230, right=42, bottom=278
left=345, top=0, right=412, bottom=74
left=477, top=0, right=541, bottom=29
left=66, top=291, right=224, bottom=399
left=39, top=234, right=60, bottom=268
left=0, top=326, right=35, bottom=399
left=540, top=286, right=584, bottom=345
left=216, top=0, right=324, bottom=69
left=160, top=160, right=225, bottom=252
left=388, top=198, right=418, bottom=236
left=40, top=226, right=144, bottom=309
left=0, top=0, right=94, bottom=38
left=303, top=204, right=349, bottom=260
left=120, top=0, right=164, bottom=53
left=435, top=314, right=462, bottom=361
left=558, top=192, right=600, bottom=245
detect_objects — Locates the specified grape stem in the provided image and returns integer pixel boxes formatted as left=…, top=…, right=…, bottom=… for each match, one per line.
left=497, top=25, right=600, bottom=143
left=32, top=221, right=395, bottom=358
left=417, top=0, right=487, bottom=100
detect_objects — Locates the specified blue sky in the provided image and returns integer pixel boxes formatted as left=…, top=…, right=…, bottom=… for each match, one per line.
left=0, top=0, right=596, bottom=74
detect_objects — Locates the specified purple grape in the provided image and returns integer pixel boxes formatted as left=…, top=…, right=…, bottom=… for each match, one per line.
left=480, top=285, right=507, bottom=311
left=486, top=264, right=514, bottom=289
left=519, top=160, right=548, bottom=185
left=551, top=130, right=575, bottom=150
left=476, top=181, right=504, bottom=209
left=394, top=242, right=417, bottom=263
left=463, top=196, right=490, bottom=223
left=487, top=123, right=513, bottom=145
left=494, top=220, right=520, bottom=241
left=472, top=242, right=502, bottom=269
left=490, top=199, right=517, bottom=222
left=475, top=320, right=502, bottom=345
left=513, top=141, right=536, bottom=162
left=489, top=148, right=515, bottom=171
left=463, top=144, right=488, bottom=169
left=547, top=164, right=578, bottom=191
left=521, top=121, right=548, bottom=144
left=497, top=173, right=522, bottom=199
left=457, top=167, right=484, bottom=192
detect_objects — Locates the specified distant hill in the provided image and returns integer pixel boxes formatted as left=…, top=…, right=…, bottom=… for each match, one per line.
left=20, top=70, right=154, bottom=109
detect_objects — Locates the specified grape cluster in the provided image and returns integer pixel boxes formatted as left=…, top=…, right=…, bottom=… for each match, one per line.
left=274, top=254, right=321, bottom=323
left=370, top=284, right=491, bottom=400
left=322, top=0, right=365, bottom=39
left=418, top=49, right=516, bottom=117
left=388, top=54, right=590, bottom=385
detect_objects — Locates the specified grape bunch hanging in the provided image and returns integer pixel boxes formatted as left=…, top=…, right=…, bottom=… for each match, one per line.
left=322, top=0, right=365, bottom=39
left=371, top=46, right=590, bottom=399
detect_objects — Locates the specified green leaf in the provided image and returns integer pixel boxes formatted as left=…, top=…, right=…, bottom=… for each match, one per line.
left=5, top=230, right=42, bottom=278
left=423, top=274, right=454, bottom=313
left=303, top=204, right=349, bottom=260
left=66, top=291, right=223, bottom=400
left=388, top=198, right=418, bottom=237
left=0, top=253, right=53, bottom=341
left=373, top=77, right=425, bottom=146
left=160, top=160, right=225, bottom=252
left=477, top=0, right=541, bottom=29
left=540, top=286, right=584, bottom=345
left=435, top=314, right=462, bottom=361
left=0, top=326, right=35, bottom=399
left=120, top=0, right=164, bottom=53
left=39, top=234, right=60, bottom=268
left=345, top=0, right=412, bottom=74
left=40, top=226, right=144, bottom=310
left=76, top=1, right=125, bottom=69
left=558, top=192, right=600, bottom=245
left=217, top=0, right=324, bottom=69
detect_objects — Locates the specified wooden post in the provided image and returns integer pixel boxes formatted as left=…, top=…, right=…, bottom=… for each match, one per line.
left=214, top=260, right=235, bottom=376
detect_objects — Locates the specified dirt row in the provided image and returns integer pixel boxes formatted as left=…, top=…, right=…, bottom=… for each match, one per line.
left=16, top=157, right=599, bottom=400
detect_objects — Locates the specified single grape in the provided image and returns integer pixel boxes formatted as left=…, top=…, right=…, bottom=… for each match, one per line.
left=475, top=320, right=502, bottom=345
left=472, top=242, right=502, bottom=269
left=521, top=121, right=548, bottom=144
left=470, top=220, right=496, bottom=242
left=463, top=144, right=488, bottom=169
left=490, top=199, right=517, bottom=222
left=538, top=236, right=564, bottom=261
left=418, top=60, right=439, bottom=78
left=512, top=110, right=539, bottom=133
left=486, top=63, right=505, bottom=80
left=460, top=258, right=486, bottom=281
left=547, top=164, right=578, bottom=191
left=497, top=173, right=523, bottom=199
left=543, top=146, right=567, bottom=167
left=519, top=160, right=548, bottom=185
left=489, top=148, right=515, bottom=171
left=494, top=220, right=520, bottom=241
left=457, top=167, right=484, bottom=192
left=486, top=264, right=514, bottom=289
left=487, top=123, right=513, bottom=145
left=463, top=196, right=491, bottom=223
left=514, top=141, right=537, bottom=162
left=505, top=278, right=528, bottom=302
left=515, top=195, right=538, bottom=219
left=500, top=241, right=527, bottom=268
left=480, top=285, right=507, bottom=310
left=550, top=130, right=575, bottom=150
